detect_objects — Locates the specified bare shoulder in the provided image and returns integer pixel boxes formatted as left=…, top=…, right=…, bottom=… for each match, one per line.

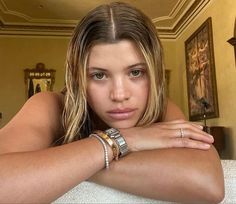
left=11, top=91, right=64, bottom=125
left=0, top=92, right=65, bottom=154
left=24, top=91, right=64, bottom=113
left=164, top=99, right=186, bottom=121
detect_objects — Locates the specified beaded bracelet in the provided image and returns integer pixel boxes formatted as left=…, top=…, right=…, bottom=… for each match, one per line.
left=90, top=134, right=109, bottom=169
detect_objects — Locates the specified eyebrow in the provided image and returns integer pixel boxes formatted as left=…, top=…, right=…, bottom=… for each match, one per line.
left=128, top=62, right=147, bottom=68
left=88, top=67, right=107, bottom=72
left=88, top=62, right=147, bottom=71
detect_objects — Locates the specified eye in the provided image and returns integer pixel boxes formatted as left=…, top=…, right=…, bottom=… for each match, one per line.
left=129, top=69, right=144, bottom=78
left=91, top=72, right=106, bottom=80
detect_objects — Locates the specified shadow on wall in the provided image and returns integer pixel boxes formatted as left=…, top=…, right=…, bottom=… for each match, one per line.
left=0, top=113, right=2, bottom=128
left=221, top=127, right=234, bottom=160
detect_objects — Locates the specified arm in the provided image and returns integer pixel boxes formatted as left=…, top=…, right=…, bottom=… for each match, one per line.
left=0, top=95, right=224, bottom=203
left=0, top=92, right=112, bottom=203
left=164, top=99, right=186, bottom=121
left=91, top=147, right=223, bottom=203
left=90, top=99, right=225, bottom=203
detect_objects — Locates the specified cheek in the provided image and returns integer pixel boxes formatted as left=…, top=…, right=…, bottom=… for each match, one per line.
left=87, top=85, right=105, bottom=110
left=139, top=80, right=149, bottom=99
left=87, top=85, right=95, bottom=108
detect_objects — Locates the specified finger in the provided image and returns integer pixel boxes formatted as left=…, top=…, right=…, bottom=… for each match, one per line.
left=159, top=121, right=203, bottom=131
left=177, top=128, right=214, bottom=143
left=167, top=128, right=213, bottom=144
left=170, top=138, right=211, bottom=150
left=162, top=120, right=203, bottom=129
left=162, top=122, right=213, bottom=140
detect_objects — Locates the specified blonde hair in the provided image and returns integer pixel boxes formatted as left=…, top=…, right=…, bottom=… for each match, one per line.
left=62, top=2, right=166, bottom=144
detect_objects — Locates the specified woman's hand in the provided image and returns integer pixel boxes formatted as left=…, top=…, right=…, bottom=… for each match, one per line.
left=120, top=119, right=214, bottom=152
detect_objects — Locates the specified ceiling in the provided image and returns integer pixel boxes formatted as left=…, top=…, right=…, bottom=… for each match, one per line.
left=0, top=0, right=211, bottom=39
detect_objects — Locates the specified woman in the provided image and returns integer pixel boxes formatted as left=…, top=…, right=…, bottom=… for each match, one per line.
left=0, top=2, right=224, bottom=203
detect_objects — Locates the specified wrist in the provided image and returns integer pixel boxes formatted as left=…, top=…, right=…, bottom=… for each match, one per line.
left=89, top=134, right=112, bottom=169
left=94, top=130, right=119, bottom=160
left=107, top=144, right=114, bottom=162
left=119, top=128, right=137, bottom=152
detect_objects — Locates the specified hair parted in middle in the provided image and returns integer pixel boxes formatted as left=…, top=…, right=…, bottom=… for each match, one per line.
left=62, top=1, right=167, bottom=144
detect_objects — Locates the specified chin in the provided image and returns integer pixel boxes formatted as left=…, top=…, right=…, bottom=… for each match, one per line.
left=106, top=120, right=137, bottom=129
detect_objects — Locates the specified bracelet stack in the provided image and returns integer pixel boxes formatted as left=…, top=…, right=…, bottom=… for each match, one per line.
left=94, top=130, right=119, bottom=160
left=89, top=128, right=129, bottom=169
left=90, top=134, right=109, bottom=169
left=104, top=128, right=129, bottom=158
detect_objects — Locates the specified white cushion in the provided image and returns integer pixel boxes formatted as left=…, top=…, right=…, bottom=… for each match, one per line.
left=54, top=160, right=236, bottom=203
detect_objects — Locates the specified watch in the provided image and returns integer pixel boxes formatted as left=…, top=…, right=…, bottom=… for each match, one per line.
left=105, top=128, right=129, bottom=158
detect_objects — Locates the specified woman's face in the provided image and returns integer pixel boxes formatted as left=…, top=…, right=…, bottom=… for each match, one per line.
left=87, top=40, right=149, bottom=129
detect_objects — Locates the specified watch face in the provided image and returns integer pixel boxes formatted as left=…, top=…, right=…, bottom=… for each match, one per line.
left=106, top=128, right=118, bottom=136
left=106, top=129, right=114, bottom=134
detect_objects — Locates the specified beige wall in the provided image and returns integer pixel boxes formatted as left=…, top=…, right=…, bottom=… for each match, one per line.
left=162, top=40, right=180, bottom=106
left=164, top=0, right=236, bottom=159
left=0, top=36, right=69, bottom=127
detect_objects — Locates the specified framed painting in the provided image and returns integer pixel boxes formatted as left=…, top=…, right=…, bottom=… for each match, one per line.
left=185, top=17, right=219, bottom=121
left=24, top=63, right=56, bottom=99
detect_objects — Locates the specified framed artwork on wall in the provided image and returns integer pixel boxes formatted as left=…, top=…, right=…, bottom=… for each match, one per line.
left=24, top=63, right=56, bottom=99
left=185, top=17, right=219, bottom=121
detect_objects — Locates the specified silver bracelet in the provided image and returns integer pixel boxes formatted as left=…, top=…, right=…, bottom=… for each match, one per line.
left=90, top=134, right=109, bottom=169
left=104, top=128, right=129, bottom=158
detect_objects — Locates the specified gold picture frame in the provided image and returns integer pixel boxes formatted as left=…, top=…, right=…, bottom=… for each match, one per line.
left=185, top=17, right=219, bottom=121
left=24, top=63, right=56, bottom=99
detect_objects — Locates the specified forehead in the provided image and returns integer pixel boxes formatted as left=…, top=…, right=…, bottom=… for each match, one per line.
left=88, top=40, right=145, bottom=67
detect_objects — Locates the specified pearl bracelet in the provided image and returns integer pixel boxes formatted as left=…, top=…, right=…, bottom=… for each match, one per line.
left=90, top=134, right=109, bottom=169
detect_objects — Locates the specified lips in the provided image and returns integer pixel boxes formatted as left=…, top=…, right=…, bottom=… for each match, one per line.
left=107, top=108, right=136, bottom=120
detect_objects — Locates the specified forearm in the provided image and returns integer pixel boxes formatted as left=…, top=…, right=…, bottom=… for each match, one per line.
left=90, top=146, right=224, bottom=203
left=0, top=137, right=109, bottom=203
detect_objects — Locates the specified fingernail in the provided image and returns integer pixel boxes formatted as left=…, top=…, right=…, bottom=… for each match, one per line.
left=203, top=144, right=210, bottom=148
left=198, top=125, right=203, bottom=129
left=208, top=134, right=214, bottom=139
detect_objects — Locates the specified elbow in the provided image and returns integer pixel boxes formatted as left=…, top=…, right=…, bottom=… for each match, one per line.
left=189, top=161, right=225, bottom=203
left=198, top=172, right=225, bottom=204
left=197, top=148, right=225, bottom=203
left=206, top=182, right=225, bottom=204
left=189, top=178, right=225, bottom=204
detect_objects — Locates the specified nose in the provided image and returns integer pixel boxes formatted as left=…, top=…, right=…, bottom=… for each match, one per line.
left=110, top=78, right=130, bottom=102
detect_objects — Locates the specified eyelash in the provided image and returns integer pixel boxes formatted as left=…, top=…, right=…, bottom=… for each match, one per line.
left=89, top=68, right=146, bottom=81
left=129, top=69, right=145, bottom=78
left=90, top=72, right=106, bottom=80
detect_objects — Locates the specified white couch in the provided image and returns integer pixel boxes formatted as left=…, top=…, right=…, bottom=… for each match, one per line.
left=54, top=160, right=236, bottom=203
